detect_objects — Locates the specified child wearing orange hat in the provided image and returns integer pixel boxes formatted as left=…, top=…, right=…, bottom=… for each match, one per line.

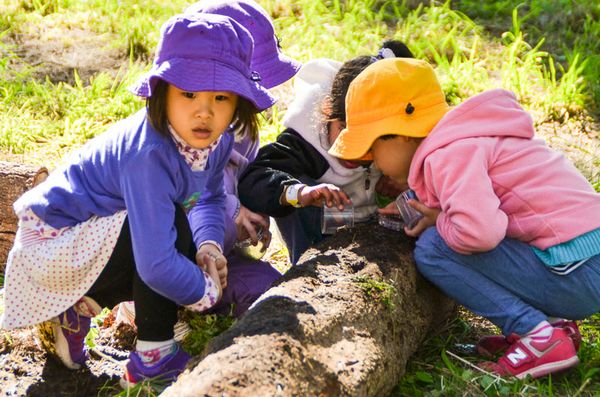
left=329, top=58, right=600, bottom=379
left=239, top=41, right=412, bottom=265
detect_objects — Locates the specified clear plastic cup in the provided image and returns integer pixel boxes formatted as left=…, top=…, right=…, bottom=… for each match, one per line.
left=321, top=204, right=354, bottom=235
left=395, top=189, right=423, bottom=229
left=377, top=213, right=404, bottom=231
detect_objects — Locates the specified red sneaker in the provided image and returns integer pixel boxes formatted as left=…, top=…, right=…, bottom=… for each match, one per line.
left=476, top=333, right=518, bottom=357
left=480, top=327, right=579, bottom=379
left=553, top=320, right=582, bottom=351
left=476, top=320, right=581, bottom=357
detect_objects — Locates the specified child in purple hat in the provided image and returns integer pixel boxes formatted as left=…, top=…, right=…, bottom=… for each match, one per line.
left=184, top=0, right=302, bottom=317
left=186, top=0, right=301, bottom=89
left=0, top=13, right=275, bottom=388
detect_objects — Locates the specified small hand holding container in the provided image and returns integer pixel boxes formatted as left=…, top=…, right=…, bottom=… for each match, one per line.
left=395, top=189, right=423, bottom=229
left=234, top=226, right=266, bottom=260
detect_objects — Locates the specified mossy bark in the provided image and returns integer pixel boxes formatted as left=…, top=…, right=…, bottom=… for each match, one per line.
left=0, top=161, right=48, bottom=274
left=164, top=222, right=455, bottom=397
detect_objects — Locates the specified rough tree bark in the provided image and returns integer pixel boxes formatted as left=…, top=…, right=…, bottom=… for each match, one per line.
left=164, top=222, right=455, bottom=397
left=0, top=161, right=48, bottom=274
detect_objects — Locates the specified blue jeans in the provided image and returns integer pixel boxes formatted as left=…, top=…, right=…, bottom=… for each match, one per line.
left=275, top=205, right=323, bottom=265
left=414, top=227, right=600, bottom=336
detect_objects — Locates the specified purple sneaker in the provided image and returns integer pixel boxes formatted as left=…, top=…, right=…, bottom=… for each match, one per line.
left=120, top=345, right=190, bottom=389
left=37, top=307, right=90, bottom=369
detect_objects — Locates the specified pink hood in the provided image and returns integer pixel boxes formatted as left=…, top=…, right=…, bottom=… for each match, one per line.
left=409, top=89, right=600, bottom=253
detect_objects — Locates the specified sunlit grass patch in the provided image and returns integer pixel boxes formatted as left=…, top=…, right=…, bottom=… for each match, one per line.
left=0, top=62, right=145, bottom=166
left=99, top=377, right=171, bottom=397
left=353, top=275, right=397, bottom=309
left=179, top=310, right=235, bottom=356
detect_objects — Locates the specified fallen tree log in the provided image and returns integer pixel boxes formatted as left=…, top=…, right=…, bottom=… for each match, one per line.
left=164, top=222, right=456, bottom=397
left=0, top=161, right=48, bottom=274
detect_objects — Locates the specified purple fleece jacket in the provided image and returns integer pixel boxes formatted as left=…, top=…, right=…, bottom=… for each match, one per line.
left=14, top=108, right=233, bottom=305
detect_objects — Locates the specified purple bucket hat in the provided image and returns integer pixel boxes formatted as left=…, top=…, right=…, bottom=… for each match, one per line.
left=186, top=0, right=301, bottom=89
left=130, top=13, right=276, bottom=111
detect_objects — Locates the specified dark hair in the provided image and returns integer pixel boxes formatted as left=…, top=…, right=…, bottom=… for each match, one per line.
left=147, top=79, right=170, bottom=135
left=230, top=98, right=260, bottom=142
left=324, top=40, right=414, bottom=122
left=146, top=79, right=260, bottom=141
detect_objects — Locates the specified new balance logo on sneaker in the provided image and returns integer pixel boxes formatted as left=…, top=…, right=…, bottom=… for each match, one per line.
left=506, top=347, right=530, bottom=365
left=480, top=327, right=579, bottom=379
left=506, top=338, right=561, bottom=366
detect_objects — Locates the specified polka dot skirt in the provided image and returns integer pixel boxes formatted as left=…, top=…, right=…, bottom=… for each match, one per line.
left=0, top=209, right=127, bottom=330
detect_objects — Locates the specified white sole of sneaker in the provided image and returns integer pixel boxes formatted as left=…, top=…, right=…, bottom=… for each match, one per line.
left=52, top=320, right=82, bottom=370
left=37, top=318, right=81, bottom=370
left=516, top=356, right=580, bottom=379
left=119, top=376, right=136, bottom=390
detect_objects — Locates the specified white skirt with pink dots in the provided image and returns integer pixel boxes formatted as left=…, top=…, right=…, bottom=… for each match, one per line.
left=0, top=209, right=126, bottom=329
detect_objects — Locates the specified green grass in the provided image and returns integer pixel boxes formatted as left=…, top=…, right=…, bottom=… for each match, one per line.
left=179, top=310, right=235, bottom=356
left=0, top=0, right=599, bottom=395
left=1, top=0, right=597, bottom=175
left=354, top=275, right=397, bottom=309
left=94, top=311, right=236, bottom=397
left=393, top=311, right=600, bottom=396
left=98, top=377, right=170, bottom=397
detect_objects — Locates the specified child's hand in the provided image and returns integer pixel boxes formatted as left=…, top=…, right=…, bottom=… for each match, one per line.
left=377, top=201, right=400, bottom=216
left=375, top=175, right=407, bottom=198
left=298, top=183, right=352, bottom=209
left=196, top=243, right=228, bottom=289
left=403, top=200, right=441, bottom=237
left=235, top=205, right=271, bottom=249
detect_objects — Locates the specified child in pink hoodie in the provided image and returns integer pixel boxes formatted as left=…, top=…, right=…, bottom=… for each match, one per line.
left=329, top=58, right=600, bottom=379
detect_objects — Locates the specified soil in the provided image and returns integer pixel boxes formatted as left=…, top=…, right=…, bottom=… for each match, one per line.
left=0, top=313, right=133, bottom=397
left=3, top=22, right=125, bottom=86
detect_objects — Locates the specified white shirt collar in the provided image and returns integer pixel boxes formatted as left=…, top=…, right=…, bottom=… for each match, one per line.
left=168, top=124, right=221, bottom=171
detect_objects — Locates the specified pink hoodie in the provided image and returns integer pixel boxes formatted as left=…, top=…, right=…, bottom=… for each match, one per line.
left=408, top=89, right=600, bottom=254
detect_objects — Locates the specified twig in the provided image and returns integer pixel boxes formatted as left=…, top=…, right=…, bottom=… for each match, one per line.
left=445, top=350, right=540, bottom=392
left=572, top=377, right=591, bottom=397
left=90, top=346, right=126, bottom=365
left=445, top=350, right=508, bottom=383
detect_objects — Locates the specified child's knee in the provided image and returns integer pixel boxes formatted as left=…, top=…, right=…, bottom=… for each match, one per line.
left=414, top=227, right=447, bottom=274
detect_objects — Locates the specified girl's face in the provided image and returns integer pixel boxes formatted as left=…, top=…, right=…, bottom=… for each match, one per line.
left=371, top=136, right=419, bottom=185
left=166, top=85, right=238, bottom=149
left=327, top=119, right=346, bottom=146
left=328, top=120, right=363, bottom=169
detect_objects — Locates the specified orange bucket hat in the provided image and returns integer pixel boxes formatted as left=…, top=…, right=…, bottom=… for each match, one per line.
left=328, top=58, right=450, bottom=160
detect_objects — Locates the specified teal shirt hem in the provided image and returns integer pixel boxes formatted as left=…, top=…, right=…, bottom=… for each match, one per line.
left=533, top=227, right=600, bottom=266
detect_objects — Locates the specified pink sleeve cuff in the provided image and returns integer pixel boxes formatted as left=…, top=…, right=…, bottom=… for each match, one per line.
left=198, top=240, right=223, bottom=253
left=185, top=271, right=220, bottom=312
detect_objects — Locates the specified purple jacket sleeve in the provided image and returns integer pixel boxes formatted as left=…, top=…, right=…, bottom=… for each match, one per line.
left=120, top=146, right=207, bottom=305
